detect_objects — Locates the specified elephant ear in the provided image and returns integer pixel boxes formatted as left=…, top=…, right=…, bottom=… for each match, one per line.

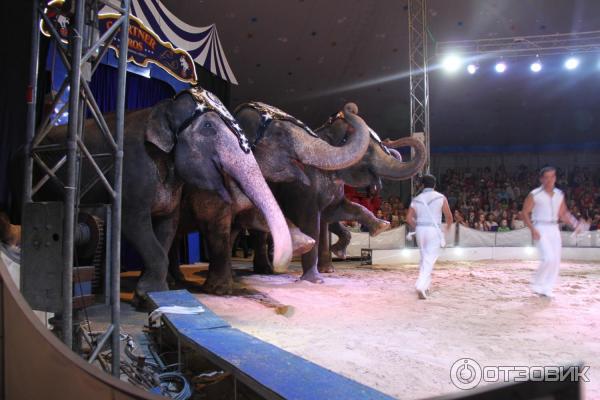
left=144, top=94, right=197, bottom=153
left=145, top=100, right=176, bottom=153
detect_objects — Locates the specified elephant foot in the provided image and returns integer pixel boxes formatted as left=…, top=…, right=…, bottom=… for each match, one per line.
left=133, top=275, right=169, bottom=310
left=369, top=220, right=391, bottom=237
left=290, top=228, right=316, bottom=256
left=130, top=293, right=150, bottom=311
left=202, top=275, right=234, bottom=295
left=330, top=242, right=347, bottom=259
left=300, top=268, right=324, bottom=284
left=317, top=263, right=336, bottom=273
left=253, top=254, right=274, bottom=274
left=166, top=270, right=187, bottom=288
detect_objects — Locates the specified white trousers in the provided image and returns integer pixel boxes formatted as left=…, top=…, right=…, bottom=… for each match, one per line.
left=415, top=226, right=441, bottom=292
left=532, top=224, right=562, bottom=296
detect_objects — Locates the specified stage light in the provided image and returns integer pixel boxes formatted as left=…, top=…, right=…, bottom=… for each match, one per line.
left=466, top=64, right=478, bottom=74
left=530, top=61, right=542, bottom=72
left=565, top=57, right=579, bottom=70
left=442, top=54, right=462, bottom=73
left=494, top=62, right=507, bottom=73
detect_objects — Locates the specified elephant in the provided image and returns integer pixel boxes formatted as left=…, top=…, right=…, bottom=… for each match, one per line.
left=253, top=108, right=427, bottom=282
left=318, top=137, right=425, bottom=273
left=168, top=183, right=315, bottom=295
left=19, top=87, right=292, bottom=303
left=167, top=101, right=372, bottom=294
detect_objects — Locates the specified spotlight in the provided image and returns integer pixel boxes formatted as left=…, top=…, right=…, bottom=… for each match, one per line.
left=442, top=54, right=462, bottom=73
left=530, top=61, right=542, bottom=72
left=466, top=64, right=478, bottom=74
left=495, top=62, right=507, bottom=73
left=565, top=57, right=579, bottom=70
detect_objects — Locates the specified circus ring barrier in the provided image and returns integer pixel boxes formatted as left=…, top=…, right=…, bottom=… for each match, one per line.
left=338, top=225, right=600, bottom=265
left=0, top=245, right=161, bottom=400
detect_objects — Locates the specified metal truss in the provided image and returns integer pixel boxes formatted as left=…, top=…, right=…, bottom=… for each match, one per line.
left=436, top=30, right=600, bottom=58
left=24, top=0, right=130, bottom=376
left=408, top=0, right=431, bottom=196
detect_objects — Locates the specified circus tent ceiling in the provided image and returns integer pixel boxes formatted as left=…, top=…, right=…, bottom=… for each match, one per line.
left=160, top=0, right=600, bottom=149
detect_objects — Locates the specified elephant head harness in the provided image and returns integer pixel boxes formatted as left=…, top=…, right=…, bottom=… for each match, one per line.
left=175, top=87, right=251, bottom=153
left=233, top=102, right=319, bottom=148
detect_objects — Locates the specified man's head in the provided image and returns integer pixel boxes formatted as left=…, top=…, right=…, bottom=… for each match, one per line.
left=421, top=174, right=436, bottom=189
left=539, top=166, right=557, bottom=190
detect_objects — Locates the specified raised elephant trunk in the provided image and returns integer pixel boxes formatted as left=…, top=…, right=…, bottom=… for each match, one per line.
left=372, top=137, right=427, bottom=180
left=292, top=103, right=370, bottom=170
left=215, top=135, right=293, bottom=272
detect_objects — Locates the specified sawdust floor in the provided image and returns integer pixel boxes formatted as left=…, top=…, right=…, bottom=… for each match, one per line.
left=181, top=259, right=600, bottom=399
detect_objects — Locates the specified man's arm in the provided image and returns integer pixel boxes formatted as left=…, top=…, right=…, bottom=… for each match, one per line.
left=521, top=193, right=540, bottom=240
left=558, top=199, right=581, bottom=230
left=406, top=207, right=417, bottom=229
left=442, top=198, right=453, bottom=231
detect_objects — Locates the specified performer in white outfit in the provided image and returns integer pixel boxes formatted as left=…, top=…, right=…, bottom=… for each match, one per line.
left=521, top=166, right=586, bottom=297
left=407, top=175, right=453, bottom=299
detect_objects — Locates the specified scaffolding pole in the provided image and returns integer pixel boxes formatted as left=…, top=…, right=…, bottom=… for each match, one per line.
left=408, top=0, right=430, bottom=196
left=23, top=0, right=130, bottom=375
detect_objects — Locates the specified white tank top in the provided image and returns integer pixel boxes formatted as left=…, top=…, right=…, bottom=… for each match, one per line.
left=530, top=186, right=564, bottom=224
left=410, top=188, right=445, bottom=226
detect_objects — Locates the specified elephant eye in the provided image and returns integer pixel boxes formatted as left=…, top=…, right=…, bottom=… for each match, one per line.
left=203, top=121, right=213, bottom=129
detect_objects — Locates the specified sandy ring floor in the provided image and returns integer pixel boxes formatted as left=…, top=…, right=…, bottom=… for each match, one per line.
left=193, top=260, right=600, bottom=399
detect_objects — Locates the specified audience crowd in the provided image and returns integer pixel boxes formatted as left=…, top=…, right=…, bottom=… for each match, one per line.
left=345, top=165, right=600, bottom=232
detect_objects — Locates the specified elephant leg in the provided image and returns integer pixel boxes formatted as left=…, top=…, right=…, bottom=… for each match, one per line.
left=122, top=210, right=169, bottom=303
left=202, top=214, right=234, bottom=295
left=231, top=226, right=241, bottom=258
left=252, top=231, right=273, bottom=274
left=167, top=235, right=186, bottom=285
left=153, top=211, right=183, bottom=285
left=240, top=231, right=251, bottom=258
left=328, top=198, right=390, bottom=237
left=329, top=221, right=352, bottom=259
left=237, top=209, right=315, bottom=256
left=317, top=219, right=335, bottom=273
left=299, top=211, right=324, bottom=284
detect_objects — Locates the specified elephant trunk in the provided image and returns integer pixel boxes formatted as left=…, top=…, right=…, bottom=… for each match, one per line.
left=217, top=138, right=292, bottom=272
left=293, top=103, right=370, bottom=170
left=372, top=137, right=426, bottom=180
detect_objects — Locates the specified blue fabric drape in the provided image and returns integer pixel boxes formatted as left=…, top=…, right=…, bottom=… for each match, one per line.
left=89, top=62, right=175, bottom=113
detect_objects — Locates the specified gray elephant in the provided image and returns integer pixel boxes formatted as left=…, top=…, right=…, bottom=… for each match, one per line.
left=28, top=87, right=292, bottom=302
left=251, top=107, right=426, bottom=282
left=168, top=101, right=371, bottom=294
left=316, top=136, right=422, bottom=273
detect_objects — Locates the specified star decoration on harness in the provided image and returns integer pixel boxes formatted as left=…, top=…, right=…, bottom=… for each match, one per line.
left=195, top=102, right=207, bottom=113
left=261, top=110, right=274, bottom=123
left=239, top=135, right=251, bottom=153
left=185, top=87, right=252, bottom=153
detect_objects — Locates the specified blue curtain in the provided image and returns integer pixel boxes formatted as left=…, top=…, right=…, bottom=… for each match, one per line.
left=89, top=63, right=175, bottom=113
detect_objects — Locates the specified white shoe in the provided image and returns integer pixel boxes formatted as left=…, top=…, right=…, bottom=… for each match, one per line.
left=417, top=289, right=427, bottom=300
